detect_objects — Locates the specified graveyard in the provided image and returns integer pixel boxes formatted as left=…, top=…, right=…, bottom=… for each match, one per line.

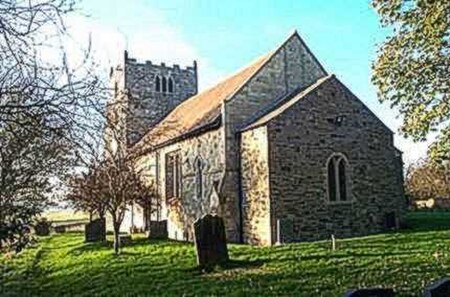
left=1, top=211, right=450, bottom=296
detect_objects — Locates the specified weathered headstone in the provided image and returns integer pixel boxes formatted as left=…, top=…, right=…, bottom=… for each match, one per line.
left=344, top=288, right=395, bottom=297
left=119, top=234, right=132, bottom=246
left=276, top=217, right=294, bottom=244
left=146, top=220, right=168, bottom=239
left=54, top=225, right=66, bottom=233
left=34, top=220, right=51, bottom=236
left=424, top=278, right=450, bottom=297
left=84, top=218, right=106, bottom=242
left=194, top=214, right=229, bottom=268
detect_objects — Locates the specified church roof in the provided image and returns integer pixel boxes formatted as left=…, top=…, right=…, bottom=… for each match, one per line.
left=241, top=74, right=335, bottom=131
left=132, top=35, right=289, bottom=153
left=132, top=30, right=328, bottom=154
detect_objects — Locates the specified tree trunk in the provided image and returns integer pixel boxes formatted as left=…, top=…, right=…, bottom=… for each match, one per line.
left=113, top=221, right=120, bottom=255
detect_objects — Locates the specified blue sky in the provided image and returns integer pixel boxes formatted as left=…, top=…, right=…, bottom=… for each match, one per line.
left=76, top=0, right=433, bottom=165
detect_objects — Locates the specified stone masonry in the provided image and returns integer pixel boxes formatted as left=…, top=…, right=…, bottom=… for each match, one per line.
left=109, top=51, right=198, bottom=145
left=241, top=76, right=405, bottom=244
left=110, top=31, right=405, bottom=246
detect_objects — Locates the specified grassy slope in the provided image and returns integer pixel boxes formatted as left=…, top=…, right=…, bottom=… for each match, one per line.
left=1, top=212, right=450, bottom=297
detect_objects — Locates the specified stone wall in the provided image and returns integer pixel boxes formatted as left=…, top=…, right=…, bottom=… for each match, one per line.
left=240, top=126, right=272, bottom=245
left=267, top=77, right=405, bottom=242
left=222, top=33, right=326, bottom=242
left=109, top=52, right=198, bottom=145
left=135, top=127, right=225, bottom=241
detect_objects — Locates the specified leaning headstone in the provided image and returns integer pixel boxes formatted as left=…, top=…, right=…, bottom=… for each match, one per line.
left=146, top=220, right=168, bottom=239
left=84, top=218, right=106, bottom=242
left=344, top=288, right=395, bottom=297
left=34, top=220, right=51, bottom=236
left=424, top=278, right=450, bottom=297
left=194, top=214, right=229, bottom=268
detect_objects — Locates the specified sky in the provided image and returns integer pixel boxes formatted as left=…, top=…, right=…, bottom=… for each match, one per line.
left=69, top=0, right=435, bottom=166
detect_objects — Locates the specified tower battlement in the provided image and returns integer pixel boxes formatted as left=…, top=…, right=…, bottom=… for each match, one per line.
left=109, top=50, right=199, bottom=145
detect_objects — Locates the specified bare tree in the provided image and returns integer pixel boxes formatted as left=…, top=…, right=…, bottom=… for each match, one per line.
left=0, top=0, right=107, bottom=252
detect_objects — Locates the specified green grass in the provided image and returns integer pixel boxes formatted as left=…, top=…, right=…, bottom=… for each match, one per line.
left=2, top=212, right=450, bottom=296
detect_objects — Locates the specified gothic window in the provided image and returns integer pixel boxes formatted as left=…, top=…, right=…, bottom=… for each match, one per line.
left=327, top=153, right=349, bottom=202
left=155, top=76, right=161, bottom=92
left=165, top=151, right=181, bottom=201
left=162, top=76, right=167, bottom=93
left=168, top=77, right=174, bottom=93
left=194, top=157, right=203, bottom=200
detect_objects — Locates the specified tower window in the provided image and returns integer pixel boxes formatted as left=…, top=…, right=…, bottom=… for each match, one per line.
left=155, top=76, right=161, bottom=92
left=162, top=76, right=167, bottom=93
left=327, top=153, right=349, bottom=202
left=168, top=77, right=174, bottom=93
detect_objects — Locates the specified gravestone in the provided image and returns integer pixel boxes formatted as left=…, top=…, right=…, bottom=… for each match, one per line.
left=146, top=220, right=168, bottom=239
left=193, top=214, right=229, bottom=268
left=119, top=234, right=132, bottom=246
left=344, top=288, right=395, bottom=297
left=34, top=220, right=51, bottom=236
left=54, top=225, right=66, bottom=233
left=276, top=217, right=294, bottom=244
left=424, top=278, right=450, bottom=297
left=84, top=218, right=106, bottom=242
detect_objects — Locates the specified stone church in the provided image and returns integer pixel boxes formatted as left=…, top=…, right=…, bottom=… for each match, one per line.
left=108, top=31, right=405, bottom=246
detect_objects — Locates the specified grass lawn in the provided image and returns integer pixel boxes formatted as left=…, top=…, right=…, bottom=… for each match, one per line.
left=2, top=212, right=450, bottom=296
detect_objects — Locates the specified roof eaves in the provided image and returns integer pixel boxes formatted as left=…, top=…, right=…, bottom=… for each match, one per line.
left=133, top=115, right=222, bottom=157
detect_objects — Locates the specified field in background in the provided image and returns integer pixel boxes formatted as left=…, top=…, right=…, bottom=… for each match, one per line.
left=2, top=212, right=450, bottom=296
left=42, top=209, right=89, bottom=225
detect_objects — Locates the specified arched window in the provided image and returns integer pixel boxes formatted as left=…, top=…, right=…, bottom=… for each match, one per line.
left=195, top=157, right=203, bottom=201
left=168, top=77, right=174, bottom=93
left=327, top=154, right=348, bottom=202
left=162, top=76, right=167, bottom=93
left=155, top=76, right=161, bottom=92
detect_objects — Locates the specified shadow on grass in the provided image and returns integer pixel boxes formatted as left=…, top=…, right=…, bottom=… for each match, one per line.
left=184, top=258, right=265, bottom=275
left=402, top=211, right=450, bottom=233
left=67, top=236, right=184, bottom=255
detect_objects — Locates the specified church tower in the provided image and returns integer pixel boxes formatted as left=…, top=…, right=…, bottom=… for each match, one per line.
left=109, top=51, right=198, bottom=146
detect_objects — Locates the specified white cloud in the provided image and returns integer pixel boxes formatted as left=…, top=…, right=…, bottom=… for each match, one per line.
left=63, top=8, right=222, bottom=90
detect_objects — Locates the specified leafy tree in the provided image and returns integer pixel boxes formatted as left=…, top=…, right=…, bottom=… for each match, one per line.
left=406, top=159, right=450, bottom=205
left=372, top=0, right=450, bottom=161
left=66, top=166, right=107, bottom=221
